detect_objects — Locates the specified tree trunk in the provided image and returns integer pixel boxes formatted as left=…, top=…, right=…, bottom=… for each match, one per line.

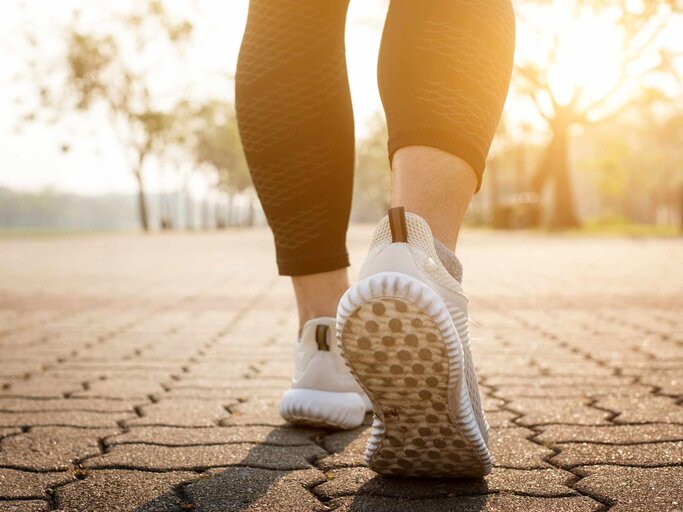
left=530, top=112, right=580, bottom=229
left=246, top=194, right=255, bottom=227
left=133, top=169, right=149, bottom=232
left=550, top=120, right=579, bottom=229
left=679, top=183, right=683, bottom=232
left=226, top=194, right=234, bottom=226
left=487, top=159, right=501, bottom=226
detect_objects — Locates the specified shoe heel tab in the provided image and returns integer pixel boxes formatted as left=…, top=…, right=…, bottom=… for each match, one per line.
left=315, top=324, right=330, bottom=351
left=388, top=206, right=408, bottom=243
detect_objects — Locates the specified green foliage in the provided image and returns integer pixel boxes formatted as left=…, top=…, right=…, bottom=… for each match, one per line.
left=188, top=100, right=251, bottom=193
left=23, top=1, right=200, bottom=230
left=352, top=114, right=391, bottom=222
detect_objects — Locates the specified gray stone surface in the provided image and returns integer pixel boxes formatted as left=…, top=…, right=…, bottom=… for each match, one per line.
left=0, top=411, right=132, bottom=428
left=536, top=424, right=683, bottom=444
left=0, top=427, right=21, bottom=439
left=125, top=399, right=233, bottom=427
left=507, top=398, right=611, bottom=426
left=0, top=469, right=71, bottom=499
left=182, top=467, right=326, bottom=512
left=0, top=501, right=50, bottom=512
left=595, top=395, right=683, bottom=424
left=0, top=398, right=137, bottom=413
left=1, top=229, right=681, bottom=510
left=72, top=378, right=166, bottom=399
left=488, top=428, right=554, bottom=469
left=326, top=495, right=603, bottom=511
left=83, top=443, right=326, bottom=471
left=0, top=427, right=119, bottom=470
left=551, top=441, right=683, bottom=468
left=107, top=426, right=316, bottom=447
left=574, top=466, right=683, bottom=512
left=55, top=470, right=196, bottom=512
left=313, top=467, right=577, bottom=499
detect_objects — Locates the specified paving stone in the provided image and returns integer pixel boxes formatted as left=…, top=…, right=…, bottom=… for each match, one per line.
left=3, top=223, right=683, bottom=508
left=55, top=469, right=196, bottom=512
left=172, top=378, right=290, bottom=391
left=537, top=424, right=683, bottom=444
left=573, top=465, right=683, bottom=512
left=594, top=395, right=683, bottom=424
left=539, top=361, right=614, bottom=377
left=313, top=467, right=577, bottom=499
left=73, top=378, right=166, bottom=399
left=42, top=369, right=176, bottom=381
left=485, top=376, right=634, bottom=388
left=181, top=467, right=326, bottom=512
left=0, top=410, right=132, bottom=428
left=317, top=427, right=370, bottom=470
left=326, top=494, right=602, bottom=511
left=551, top=441, right=683, bottom=468
left=638, top=371, right=683, bottom=396
left=619, top=360, right=683, bottom=373
left=483, top=411, right=518, bottom=428
left=0, top=362, right=44, bottom=378
left=507, top=398, right=611, bottom=426
left=125, top=399, right=232, bottom=427
left=494, top=384, right=655, bottom=400
left=108, top=426, right=315, bottom=447
left=488, top=428, right=554, bottom=469
left=0, top=398, right=136, bottom=413
left=0, top=378, right=84, bottom=398
left=158, top=388, right=282, bottom=400
left=182, top=362, right=253, bottom=377
left=220, top=397, right=289, bottom=426
left=83, top=443, right=326, bottom=471
left=0, top=469, right=71, bottom=499
left=0, top=427, right=21, bottom=439
left=481, top=396, right=505, bottom=412
left=0, top=501, right=49, bottom=512
left=59, top=362, right=181, bottom=371
left=0, top=427, right=118, bottom=470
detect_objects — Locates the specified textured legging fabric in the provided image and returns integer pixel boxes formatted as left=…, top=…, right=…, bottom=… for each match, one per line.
left=236, top=0, right=515, bottom=276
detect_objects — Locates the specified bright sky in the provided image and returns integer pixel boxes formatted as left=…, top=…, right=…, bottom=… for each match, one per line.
left=0, top=0, right=680, bottom=196
left=0, top=0, right=388, bottom=195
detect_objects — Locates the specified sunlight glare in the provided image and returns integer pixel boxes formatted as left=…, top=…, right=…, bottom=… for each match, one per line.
left=545, top=8, right=623, bottom=107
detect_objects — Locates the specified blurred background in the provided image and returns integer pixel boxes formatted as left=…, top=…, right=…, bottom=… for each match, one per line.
left=1, top=0, right=682, bottom=235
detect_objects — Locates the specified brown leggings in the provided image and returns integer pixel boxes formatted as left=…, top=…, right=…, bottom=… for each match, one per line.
left=236, top=0, right=515, bottom=275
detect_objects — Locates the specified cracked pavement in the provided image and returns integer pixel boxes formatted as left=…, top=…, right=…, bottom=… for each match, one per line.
left=0, top=227, right=682, bottom=511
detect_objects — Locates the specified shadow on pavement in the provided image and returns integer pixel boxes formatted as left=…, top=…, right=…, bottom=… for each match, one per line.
left=135, top=422, right=489, bottom=511
left=134, top=423, right=362, bottom=511
left=345, top=476, right=489, bottom=511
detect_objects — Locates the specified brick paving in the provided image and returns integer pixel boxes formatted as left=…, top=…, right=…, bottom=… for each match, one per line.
left=0, top=227, right=682, bottom=511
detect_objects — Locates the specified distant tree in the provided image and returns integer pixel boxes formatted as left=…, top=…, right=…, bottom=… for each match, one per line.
left=515, top=0, right=683, bottom=228
left=352, top=113, right=391, bottom=222
left=187, top=99, right=252, bottom=226
left=581, top=110, right=683, bottom=227
left=20, top=1, right=195, bottom=231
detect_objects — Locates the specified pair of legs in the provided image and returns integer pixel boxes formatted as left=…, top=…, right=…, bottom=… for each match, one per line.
left=235, top=0, right=515, bottom=327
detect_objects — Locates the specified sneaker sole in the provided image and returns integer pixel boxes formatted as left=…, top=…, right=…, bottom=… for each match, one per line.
left=337, top=272, right=492, bottom=477
left=280, top=388, right=366, bottom=430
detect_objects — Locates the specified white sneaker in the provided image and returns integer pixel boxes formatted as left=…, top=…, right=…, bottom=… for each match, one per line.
left=337, top=207, right=492, bottom=477
left=280, top=317, right=372, bottom=429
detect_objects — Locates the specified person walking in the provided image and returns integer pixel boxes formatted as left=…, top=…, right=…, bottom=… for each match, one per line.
left=235, top=0, right=515, bottom=477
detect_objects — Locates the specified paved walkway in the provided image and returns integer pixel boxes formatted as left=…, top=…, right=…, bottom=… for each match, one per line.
left=0, top=228, right=681, bottom=512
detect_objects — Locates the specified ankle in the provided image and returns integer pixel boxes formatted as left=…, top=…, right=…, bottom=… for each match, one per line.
left=292, top=268, right=349, bottom=330
left=391, top=145, right=476, bottom=250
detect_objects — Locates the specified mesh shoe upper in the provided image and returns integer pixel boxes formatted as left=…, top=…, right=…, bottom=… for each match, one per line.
left=292, top=317, right=370, bottom=404
left=358, top=212, right=489, bottom=444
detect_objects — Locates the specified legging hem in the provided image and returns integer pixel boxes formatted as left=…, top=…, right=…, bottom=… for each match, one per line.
left=276, top=252, right=350, bottom=276
left=387, top=128, right=486, bottom=193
